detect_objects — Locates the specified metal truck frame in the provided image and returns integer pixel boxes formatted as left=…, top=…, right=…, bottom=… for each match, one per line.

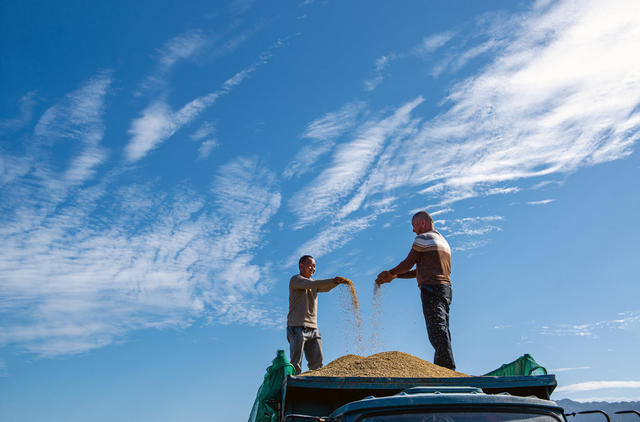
left=281, top=374, right=562, bottom=422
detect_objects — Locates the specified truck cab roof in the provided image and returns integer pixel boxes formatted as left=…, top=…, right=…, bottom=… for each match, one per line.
left=330, top=386, right=565, bottom=421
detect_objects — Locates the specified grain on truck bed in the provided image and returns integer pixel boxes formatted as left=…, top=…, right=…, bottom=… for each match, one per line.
left=301, top=351, right=468, bottom=377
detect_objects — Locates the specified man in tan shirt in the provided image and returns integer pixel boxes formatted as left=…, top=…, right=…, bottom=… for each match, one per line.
left=287, top=255, right=345, bottom=374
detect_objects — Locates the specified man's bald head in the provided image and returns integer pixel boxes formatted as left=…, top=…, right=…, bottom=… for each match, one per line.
left=412, top=211, right=433, bottom=224
left=412, top=211, right=433, bottom=234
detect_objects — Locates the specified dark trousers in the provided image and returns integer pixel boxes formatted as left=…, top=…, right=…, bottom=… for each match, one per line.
left=420, top=284, right=456, bottom=370
left=287, top=326, right=323, bottom=375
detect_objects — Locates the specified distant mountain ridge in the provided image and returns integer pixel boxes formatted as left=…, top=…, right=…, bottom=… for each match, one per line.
left=556, top=399, right=640, bottom=421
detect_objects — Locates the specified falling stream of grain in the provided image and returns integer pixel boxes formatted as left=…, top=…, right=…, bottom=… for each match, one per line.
left=336, top=277, right=364, bottom=354
left=370, top=282, right=384, bottom=352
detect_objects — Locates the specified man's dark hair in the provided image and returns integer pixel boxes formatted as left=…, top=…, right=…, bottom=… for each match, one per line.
left=299, top=255, right=314, bottom=265
left=413, top=211, right=433, bottom=224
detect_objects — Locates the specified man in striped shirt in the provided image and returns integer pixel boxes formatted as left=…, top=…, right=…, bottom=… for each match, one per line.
left=376, top=211, right=456, bottom=370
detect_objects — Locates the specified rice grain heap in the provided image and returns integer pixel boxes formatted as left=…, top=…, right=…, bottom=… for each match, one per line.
left=302, top=351, right=468, bottom=378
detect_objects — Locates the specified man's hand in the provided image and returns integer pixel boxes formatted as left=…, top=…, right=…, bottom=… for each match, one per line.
left=375, top=270, right=395, bottom=285
left=334, top=276, right=352, bottom=284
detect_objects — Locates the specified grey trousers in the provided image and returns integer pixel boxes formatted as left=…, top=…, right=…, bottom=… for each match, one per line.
left=287, top=326, right=323, bottom=375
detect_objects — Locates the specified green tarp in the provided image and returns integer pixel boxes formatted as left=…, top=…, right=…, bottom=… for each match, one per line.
left=484, top=353, right=547, bottom=376
left=248, top=350, right=295, bottom=422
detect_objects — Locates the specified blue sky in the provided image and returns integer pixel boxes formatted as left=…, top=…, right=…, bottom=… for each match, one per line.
left=1, top=0, right=639, bottom=420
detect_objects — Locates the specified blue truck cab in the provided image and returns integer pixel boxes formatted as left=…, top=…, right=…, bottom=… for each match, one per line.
left=281, top=375, right=562, bottom=422
left=327, top=386, right=565, bottom=422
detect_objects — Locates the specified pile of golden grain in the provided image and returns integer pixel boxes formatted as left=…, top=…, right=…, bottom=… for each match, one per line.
left=301, top=351, right=468, bottom=378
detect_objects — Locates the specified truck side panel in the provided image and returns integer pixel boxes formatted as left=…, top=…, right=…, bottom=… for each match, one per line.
left=282, top=375, right=557, bottom=421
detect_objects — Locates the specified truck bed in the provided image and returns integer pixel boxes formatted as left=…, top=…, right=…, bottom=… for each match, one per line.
left=282, top=374, right=557, bottom=420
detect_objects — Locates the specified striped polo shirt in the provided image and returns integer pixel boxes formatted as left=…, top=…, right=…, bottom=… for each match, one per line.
left=413, top=230, right=451, bottom=286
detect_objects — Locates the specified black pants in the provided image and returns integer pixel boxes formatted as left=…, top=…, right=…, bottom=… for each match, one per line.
left=420, top=284, right=456, bottom=370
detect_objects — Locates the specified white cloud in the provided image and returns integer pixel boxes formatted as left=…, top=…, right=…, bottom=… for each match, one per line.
left=289, top=97, right=424, bottom=227
left=0, top=152, right=282, bottom=357
left=451, top=239, right=489, bottom=252
left=284, top=102, right=366, bottom=178
left=438, top=216, right=504, bottom=237
left=198, top=139, right=219, bottom=159
left=229, top=0, right=255, bottom=15
left=126, top=42, right=282, bottom=163
left=528, top=199, right=555, bottom=205
left=301, top=0, right=640, bottom=243
left=35, top=72, right=110, bottom=143
left=0, top=91, right=38, bottom=132
left=32, top=71, right=111, bottom=187
left=413, top=31, right=456, bottom=56
left=289, top=215, right=373, bottom=266
left=549, top=366, right=591, bottom=373
left=204, top=157, right=282, bottom=323
left=566, top=395, right=640, bottom=403
left=486, top=186, right=520, bottom=195
left=191, top=122, right=219, bottom=159
left=158, top=30, right=205, bottom=69
left=531, top=180, right=563, bottom=189
left=556, top=381, right=640, bottom=393
left=125, top=100, right=179, bottom=162
left=303, top=101, right=366, bottom=141
left=431, top=208, right=454, bottom=217
left=364, top=54, right=397, bottom=91
left=539, top=311, right=640, bottom=338
left=137, top=30, right=206, bottom=94
left=364, top=30, right=455, bottom=91
left=191, top=121, right=216, bottom=141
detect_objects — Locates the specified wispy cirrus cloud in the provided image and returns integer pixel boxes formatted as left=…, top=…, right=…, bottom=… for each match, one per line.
left=202, top=156, right=282, bottom=324
left=137, top=29, right=206, bottom=95
left=33, top=71, right=112, bottom=188
left=412, top=31, right=456, bottom=57
left=0, top=151, right=282, bottom=356
left=539, top=311, right=640, bottom=338
left=364, top=30, right=455, bottom=91
left=284, top=101, right=366, bottom=178
left=528, top=199, right=555, bottom=205
left=229, top=0, right=256, bottom=15
left=0, top=91, right=38, bottom=132
left=289, top=97, right=424, bottom=228
left=556, top=381, right=640, bottom=394
left=126, top=45, right=280, bottom=163
left=379, top=0, right=639, bottom=205
left=550, top=366, right=591, bottom=373
left=293, top=0, right=640, bottom=257
left=431, top=208, right=454, bottom=217
left=190, top=121, right=219, bottom=159
left=364, top=54, right=397, bottom=92
left=289, top=215, right=372, bottom=266
left=438, top=215, right=504, bottom=237
left=564, top=395, right=640, bottom=403
left=452, top=239, right=490, bottom=252
left=191, top=121, right=216, bottom=141
left=198, top=140, right=219, bottom=159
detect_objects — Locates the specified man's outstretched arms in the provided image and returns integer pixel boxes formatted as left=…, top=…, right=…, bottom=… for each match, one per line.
left=376, top=248, right=419, bottom=284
